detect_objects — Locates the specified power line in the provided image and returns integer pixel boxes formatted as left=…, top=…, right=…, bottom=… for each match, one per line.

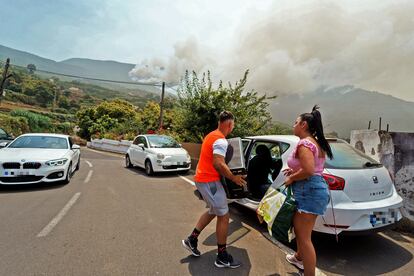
left=10, top=64, right=163, bottom=87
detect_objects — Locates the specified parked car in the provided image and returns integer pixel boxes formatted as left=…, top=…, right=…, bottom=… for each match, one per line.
left=125, top=134, right=191, bottom=176
left=223, top=135, right=403, bottom=235
left=0, top=133, right=81, bottom=185
left=0, top=128, right=14, bottom=148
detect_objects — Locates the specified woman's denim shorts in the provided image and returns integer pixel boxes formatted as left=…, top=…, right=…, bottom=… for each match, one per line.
left=292, top=175, right=330, bottom=216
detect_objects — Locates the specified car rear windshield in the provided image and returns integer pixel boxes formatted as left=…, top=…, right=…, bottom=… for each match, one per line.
left=147, top=135, right=180, bottom=148
left=8, top=136, right=68, bottom=149
left=325, top=141, right=382, bottom=169
left=0, top=128, right=7, bottom=138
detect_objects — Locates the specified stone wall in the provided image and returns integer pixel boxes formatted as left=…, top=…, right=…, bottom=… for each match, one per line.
left=350, top=130, right=414, bottom=221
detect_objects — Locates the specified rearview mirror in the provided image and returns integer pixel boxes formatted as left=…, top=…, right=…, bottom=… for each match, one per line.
left=72, top=144, right=81, bottom=150
left=0, top=142, right=9, bottom=148
left=138, top=143, right=145, bottom=149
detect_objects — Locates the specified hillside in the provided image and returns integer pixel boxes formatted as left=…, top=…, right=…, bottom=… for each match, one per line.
left=269, top=86, right=414, bottom=138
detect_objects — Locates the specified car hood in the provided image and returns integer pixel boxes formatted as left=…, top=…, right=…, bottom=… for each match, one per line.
left=0, top=148, right=69, bottom=162
left=150, top=147, right=188, bottom=156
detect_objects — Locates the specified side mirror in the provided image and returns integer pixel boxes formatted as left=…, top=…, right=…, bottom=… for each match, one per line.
left=179, top=143, right=183, bottom=148
left=138, top=143, right=145, bottom=150
left=72, top=144, right=81, bottom=150
left=0, top=142, right=9, bottom=148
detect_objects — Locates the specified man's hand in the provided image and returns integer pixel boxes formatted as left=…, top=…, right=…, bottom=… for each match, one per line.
left=231, top=174, right=247, bottom=187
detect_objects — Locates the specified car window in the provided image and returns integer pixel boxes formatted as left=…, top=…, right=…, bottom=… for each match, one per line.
left=0, top=128, right=7, bottom=138
left=249, top=142, right=282, bottom=160
left=133, top=137, right=140, bottom=145
left=8, top=136, right=69, bottom=149
left=241, top=139, right=251, bottom=153
left=137, top=136, right=148, bottom=148
left=147, top=135, right=180, bottom=148
left=325, top=141, right=382, bottom=169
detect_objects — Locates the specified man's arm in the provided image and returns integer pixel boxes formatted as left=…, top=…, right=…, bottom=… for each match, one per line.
left=213, top=154, right=246, bottom=186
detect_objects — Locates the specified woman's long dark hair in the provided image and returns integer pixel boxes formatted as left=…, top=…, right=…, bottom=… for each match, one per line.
left=300, top=105, right=333, bottom=159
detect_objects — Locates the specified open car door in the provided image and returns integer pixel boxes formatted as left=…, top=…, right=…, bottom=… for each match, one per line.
left=221, top=138, right=250, bottom=199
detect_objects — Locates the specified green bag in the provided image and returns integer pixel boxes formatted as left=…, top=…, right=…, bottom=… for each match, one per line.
left=271, top=186, right=297, bottom=243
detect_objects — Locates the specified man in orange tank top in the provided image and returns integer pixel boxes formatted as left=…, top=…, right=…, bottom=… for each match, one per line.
left=181, top=111, right=246, bottom=269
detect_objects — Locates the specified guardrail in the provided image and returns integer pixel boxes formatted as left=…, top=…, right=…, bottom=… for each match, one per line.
left=87, top=138, right=132, bottom=154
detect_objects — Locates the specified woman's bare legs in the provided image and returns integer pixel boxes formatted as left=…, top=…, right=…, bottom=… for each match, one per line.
left=293, top=212, right=318, bottom=276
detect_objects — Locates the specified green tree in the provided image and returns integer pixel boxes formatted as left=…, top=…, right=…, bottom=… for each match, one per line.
left=176, top=70, right=273, bottom=142
left=95, top=99, right=136, bottom=123
left=76, top=107, right=96, bottom=140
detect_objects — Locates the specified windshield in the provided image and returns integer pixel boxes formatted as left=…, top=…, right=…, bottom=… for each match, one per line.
left=8, top=136, right=68, bottom=149
left=325, top=141, right=382, bottom=169
left=147, top=135, right=180, bottom=148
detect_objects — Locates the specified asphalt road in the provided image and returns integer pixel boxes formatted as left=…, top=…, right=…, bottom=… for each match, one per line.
left=0, top=148, right=413, bottom=276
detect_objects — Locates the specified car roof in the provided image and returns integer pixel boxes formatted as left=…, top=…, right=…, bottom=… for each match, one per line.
left=245, top=135, right=346, bottom=144
left=19, top=133, right=69, bottom=139
left=245, top=135, right=300, bottom=144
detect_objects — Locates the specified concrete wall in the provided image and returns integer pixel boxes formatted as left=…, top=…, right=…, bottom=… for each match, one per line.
left=350, top=130, right=414, bottom=221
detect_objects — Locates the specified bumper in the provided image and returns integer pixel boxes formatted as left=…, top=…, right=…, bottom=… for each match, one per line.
left=0, top=167, right=68, bottom=185
left=153, top=162, right=191, bottom=172
left=315, top=192, right=404, bottom=234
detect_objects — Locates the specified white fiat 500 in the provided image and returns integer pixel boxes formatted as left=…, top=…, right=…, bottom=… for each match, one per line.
left=125, top=135, right=191, bottom=175
left=223, top=135, right=403, bottom=235
left=0, top=133, right=81, bottom=185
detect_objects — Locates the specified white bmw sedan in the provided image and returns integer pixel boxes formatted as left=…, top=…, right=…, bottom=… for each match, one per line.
left=0, top=134, right=80, bottom=185
left=223, top=135, right=404, bottom=235
left=125, top=134, right=191, bottom=176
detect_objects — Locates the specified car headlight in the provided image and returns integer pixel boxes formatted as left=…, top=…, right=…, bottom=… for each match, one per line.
left=46, top=158, right=68, bottom=166
left=157, top=153, right=165, bottom=160
left=187, top=153, right=191, bottom=161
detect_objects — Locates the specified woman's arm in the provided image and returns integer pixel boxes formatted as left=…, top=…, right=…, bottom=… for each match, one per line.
left=285, top=146, right=315, bottom=186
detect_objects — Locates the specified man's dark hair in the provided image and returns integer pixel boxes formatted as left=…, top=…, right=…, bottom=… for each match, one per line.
left=219, top=111, right=234, bottom=123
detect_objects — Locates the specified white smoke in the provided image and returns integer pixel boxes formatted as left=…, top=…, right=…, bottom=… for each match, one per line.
left=129, top=1, right=414, bottom=101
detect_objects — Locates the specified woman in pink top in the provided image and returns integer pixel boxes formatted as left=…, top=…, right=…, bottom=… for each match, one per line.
left=284, top=105, right=333, bottom=276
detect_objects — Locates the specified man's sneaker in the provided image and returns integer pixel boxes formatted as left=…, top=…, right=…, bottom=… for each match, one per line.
left=214, top=251, right=241, bottom=269
left=181, top=238, right=201, bottom=257
left=286, top=253, right=304, bottom=270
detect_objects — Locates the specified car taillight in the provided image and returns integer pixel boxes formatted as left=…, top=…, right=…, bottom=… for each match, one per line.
left=322, top=173, right=345, bottom=190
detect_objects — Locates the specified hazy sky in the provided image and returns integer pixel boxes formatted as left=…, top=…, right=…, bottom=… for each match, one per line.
left=2, top=0, right=414, bottom=101
left=1, top=0, right=270, bottom=63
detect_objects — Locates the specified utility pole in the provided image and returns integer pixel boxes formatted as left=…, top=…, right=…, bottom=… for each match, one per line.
left=0, top=58, right=12, bottom=106
left=158, top=82, right=165, bottom=130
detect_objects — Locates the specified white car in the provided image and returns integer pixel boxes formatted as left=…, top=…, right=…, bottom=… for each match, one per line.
left=0, top=133, right=81, bottom=185
left=125, top=134, right=191, bottom=176
left=223, top=135, right=403, bottom=235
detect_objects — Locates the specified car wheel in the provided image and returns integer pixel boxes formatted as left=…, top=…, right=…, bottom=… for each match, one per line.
left=126, top=154, right=133, bottom=168
left=63, top=163, right=72, bottom=184
left=145, top=160, right=154, bottom=176
left=75, top=157, right=80, bottom=171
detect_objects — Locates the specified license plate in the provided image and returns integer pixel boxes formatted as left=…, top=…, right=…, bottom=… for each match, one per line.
left=3, top=170, right=31, bottom=176
left=369, top=209, right=398, bottom=226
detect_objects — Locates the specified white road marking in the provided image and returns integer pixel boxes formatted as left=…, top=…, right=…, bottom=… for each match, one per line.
left=178, top=175, right=195, bottom=186
left=84, top=170, right=93, bottom=183
left=85, top=160, right=93, bottom=168
left=37, top=192, right=81, bottom=237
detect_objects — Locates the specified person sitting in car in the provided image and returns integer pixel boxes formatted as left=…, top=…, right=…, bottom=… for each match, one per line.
left=247, top=145, right=282, bottom=200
